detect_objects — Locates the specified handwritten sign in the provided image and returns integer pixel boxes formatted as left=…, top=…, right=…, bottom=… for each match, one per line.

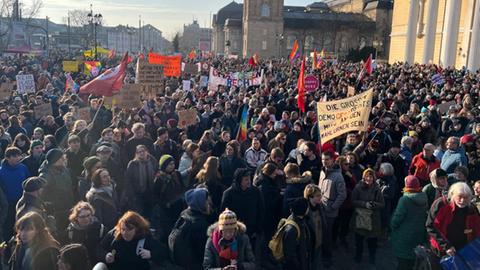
left=34, top=103, right=53, bottom=120
left=119, top=84, right=142, bottom=108
left=62, top=61, right=79, bottom=72
left=136, top=60, right=164, bottom=85
left=182, top=80, right=191, bottom=91
left=178, top=109, right=198, bottom=129
left=16, top=74, right=35, bottom=94
left=148, top=53, right=182, bottom=77
left=316, top=89, right=373, bottom=143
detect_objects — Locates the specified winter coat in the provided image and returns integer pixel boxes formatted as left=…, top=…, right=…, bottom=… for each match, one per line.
left=282, top=215, right=312, bottom=270
left=244, top=147, right=268, bottom=169
left=15, top=193, right=50, bottom=223
left=62, top=219, right=107, bottom=263
left=8, top=243, right=59, bottom=270
left=283, top=173, right=312, bottom=216
left=256, top=173, right=283, bottom=238
left=441, top=148, right=468, bottom=174
left=305, top=203, right=323, bottom=250
left=221, top=182, right=265, bottom=236
left=410, top=153, right=440, bottom=185
left=178, top=152, right=193, bottom=175
left=390, top=192, right=428, bottom=259
left=0, top=187, right=7, bottom=240
left=399, top=146, right=413, bottom=167
left=351, top=181, right=385, bottom=238
left=426, top=197, right=480, bottom=256
left=0, top=160, right=30, bottom=203
left=219, top=155, right=246, bottom=187
left=86, top=187, right=119, bottom=229
left=422, top=183, right=447, bottom=208
left=101, top=229, right=160, bottom=270
left=125, top=157, right=158, bottom=215
left=21, top=154, right=45, bottom=176
left=203, top=222, right=255, bottom=270
left=318, top=166, right=347, bottom=218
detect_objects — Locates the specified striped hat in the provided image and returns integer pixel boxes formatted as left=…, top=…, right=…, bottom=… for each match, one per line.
left=218, top=208, right=238, bottom=231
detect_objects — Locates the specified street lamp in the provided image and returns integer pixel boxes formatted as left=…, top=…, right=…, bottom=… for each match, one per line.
left=87, top=4, right=102, bottom=60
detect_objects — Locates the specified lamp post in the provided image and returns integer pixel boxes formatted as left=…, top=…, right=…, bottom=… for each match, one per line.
left=87, top=4, right=102, bottom=60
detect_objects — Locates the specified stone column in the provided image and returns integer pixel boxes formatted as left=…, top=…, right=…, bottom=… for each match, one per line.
left=460, top=0, right=475, bottom=67
left=422, top=0, right=439, bottom=63
left=440, top=0, right=462, bottom=67
left=405, top=0, right=420, bottom=63
left=467, top=0, right=480, bottom=71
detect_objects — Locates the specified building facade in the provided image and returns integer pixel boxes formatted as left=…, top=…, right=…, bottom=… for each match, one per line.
left=212, top=0, right=393, bottom=59
left=389, top=0, right=480, bottom=71
left=180, top=20, right=212, bottom=54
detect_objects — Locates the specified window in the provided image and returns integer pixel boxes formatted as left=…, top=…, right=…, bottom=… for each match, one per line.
left=263, top=29, right=268, bottom=36
left=260, top=3, right=270, bottom=17
left=323, top=35, right=333, bottom=52
left=340, top=36, right=348, bottom=52
left=286, top=35, right=296, bottom=49
left=262, top=40, right=267, bottom=50
left=305, top=35, right=314, bottom=50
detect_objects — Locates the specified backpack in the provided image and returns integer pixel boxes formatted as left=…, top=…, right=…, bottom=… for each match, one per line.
left=269, top=218, right=301, bottom=261
left=168, top=215, right=194, bottom=266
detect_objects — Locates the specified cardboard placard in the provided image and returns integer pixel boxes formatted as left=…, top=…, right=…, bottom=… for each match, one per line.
left=183, top=63, right=198, bottom=74
left=182, top=80, right=191, bottom=91
left=178, top=109, right=198, bottom=129
left=438, top=100, right=456, bottom=115
left=135, top=60, right=164, bottom=85
left=34, top=103, right=53, bottom=120
left=16, top=74, right=35, bottom=94
left=62, top=61, right=79, bottom=72
left=0, top=82, right=14, bottom=100
left=120, top=84, right=142, bottom=108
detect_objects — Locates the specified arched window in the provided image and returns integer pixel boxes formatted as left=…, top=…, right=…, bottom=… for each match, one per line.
left=340, top=36, right=348, bottom=52
left=260, top=3, right=270, bottom=17
left=305, top=35, right=314, bottom=50
left=323, top=34, right=333, bottom=52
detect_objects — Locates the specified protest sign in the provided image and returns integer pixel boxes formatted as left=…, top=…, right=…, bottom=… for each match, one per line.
left=62, top=61, right=79, bottom=72
left=182, top=80, right=191, bottom=91
left=178, top=109, right=198, bottom=129
left=183, top=63, right=198, bottom=74
left=148, top=53, right=182, bottom=77
left=0, top=82, right=14, bottom=100
left=135, top=60, right=164, bottom=85
left=316, top=89, right=373, bottom=143
left=304, top=75, right=319, bottom=92
left=200, top=76, right=209, bottom=87
left=34, top=103, right=53, bottom=120
left=119, top=84, right=142, bottom=108
left=347, top=86, right=356, bottom=97
left=16, top=74, right=35, bottom=94
left=438, top=100, right=456, bottom=114
left=207, top=67, right=264, bottom=91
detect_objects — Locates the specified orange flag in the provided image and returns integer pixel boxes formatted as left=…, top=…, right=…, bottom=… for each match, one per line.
left=313, top=49, right=318, bottom=69
left=148, top=52, right=182, bottom=77
left=297, top=58, right=306, bottom=113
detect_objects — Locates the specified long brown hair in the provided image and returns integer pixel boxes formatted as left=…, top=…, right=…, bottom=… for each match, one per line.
left=14, top=212, right=59, bottom=258
left=196, top=156, right=221, bottom=184
left=114, top=211, right=150, bottom=240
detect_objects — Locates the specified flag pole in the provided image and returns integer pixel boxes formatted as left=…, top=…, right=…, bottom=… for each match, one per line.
left=89, top=96, right=105, bottom=126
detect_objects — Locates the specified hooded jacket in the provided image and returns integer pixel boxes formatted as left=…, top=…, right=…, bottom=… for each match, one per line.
left=410, top=152, right=440, bottom=185
left=318, top=166, right=346, bottom=218
left=62, top=218, right=106, bottom=262
left=0, top=159, right=30, bottom=202
left=256, top=173, right=282, bottom=238
left=441, top=148, right=468, bottom=174
left=86, top=186, right=119, bottom=229
left=390, top=192, right=428, bottom=259
left=283, top=172, right=312, bottom=216
left=203, top=222, right=255, bottom=270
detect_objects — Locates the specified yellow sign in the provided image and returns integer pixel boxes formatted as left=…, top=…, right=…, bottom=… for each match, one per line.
left=62, top=61, right=79, bottom=72
left=316, top=88, right=373, bottom=143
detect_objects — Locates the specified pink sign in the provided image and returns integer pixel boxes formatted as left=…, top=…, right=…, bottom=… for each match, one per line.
left=304, top=74, right=319, bottom=92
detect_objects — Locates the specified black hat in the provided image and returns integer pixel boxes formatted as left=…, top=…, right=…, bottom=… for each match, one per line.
left=22, top=177, right=45, bottom=192
left=289, top=198, right=309, bottom=216
left=46, top=148, right=64, bottom=164
left=432, top=168, right=447, bottom=179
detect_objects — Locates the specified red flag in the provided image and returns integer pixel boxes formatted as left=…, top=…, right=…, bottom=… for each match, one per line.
left=297, top=58, right=306, bottom=113
left=248, top=56, right=256, bottom=67
left=313, top=49, right=318, bottom=69
left=364, top=54, right=373, bottom=75
left=79, top=52, right=129, bottom=97
left=188, top=49, right=196, bottom=60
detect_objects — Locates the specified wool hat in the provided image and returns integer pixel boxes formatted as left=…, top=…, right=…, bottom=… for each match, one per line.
left=159, top=154, right=175, bottom=171
left=83, top=156, right=100, bottom=172
left=30, top=139, right=43, bottom=150
left=46, top=148, right=64, bottom=164
left=185, top=188, right=209, bottom=212
left=363, top=168, right=376, bottom=179
left=96, top=145, right=112, bottom=153
left=288, top=197, right=309, bottom=216
left=22, top=177, right=45, bottom=192
left=218, top=208, right=238, bottom=231
left=404, top=175, right=421, bottom=191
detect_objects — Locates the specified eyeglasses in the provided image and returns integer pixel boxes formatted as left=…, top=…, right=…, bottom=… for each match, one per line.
left=77, top=214, right=92, bottom=219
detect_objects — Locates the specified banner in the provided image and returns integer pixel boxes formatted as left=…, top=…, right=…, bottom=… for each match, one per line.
left=178, top=109, right=198, bottom=129
left=16, top=74, right=35, bottom=94
left=34, top=103, right=53, bottom=120
left=207, top=67, right=264, bottom=91
left=148, top=53, right=182, bottom=77
left=63, top=61, right=79, bottom=72
left=316, top=89, right=373, bottom=143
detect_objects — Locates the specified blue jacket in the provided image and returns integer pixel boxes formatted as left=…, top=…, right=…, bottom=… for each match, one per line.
left=0, top=160, right=30, bottom=202
left=440, top=148, right=467, bottom=174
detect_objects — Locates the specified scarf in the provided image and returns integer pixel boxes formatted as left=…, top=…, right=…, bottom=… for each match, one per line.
left=212, top=228, right=238, bottom=267
left=91, top=185, right=114, bottom=197
left=137, top=158, right=154, bottom=193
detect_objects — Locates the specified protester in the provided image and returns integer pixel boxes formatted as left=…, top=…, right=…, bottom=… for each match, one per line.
left=422, top=168, right=449, bottom=207
left=303, top=184, right=323, bottom=268
left=57, top=243, right=91, bottom=270
left=86, top=168, right=119, bottom=229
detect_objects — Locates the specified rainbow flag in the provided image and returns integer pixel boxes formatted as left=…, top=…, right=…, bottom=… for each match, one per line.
left=84, top=61, right=102, bottom=77
left=289, top=40, right=300, bottom=62
left=65, top=73, right=79, bottom=93
left=236, top=105, right=249, bottom=142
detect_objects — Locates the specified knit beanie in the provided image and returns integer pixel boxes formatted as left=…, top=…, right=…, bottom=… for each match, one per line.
left=363, top=168, right=376, bottom=179
left=218, top=208, right=238, bottom=231
left=404, top=175, right=421, bottom=192
left=185, top=188, right=208, bottom=212
left=30, top=140, right=43, bottom=150
left=289, top=197, right=309, bottom=216
left=159, top=154, right=175, bottom=172
left=46, top=148, right=64, bottom=165
left=83, top=156, right=100, bottom=172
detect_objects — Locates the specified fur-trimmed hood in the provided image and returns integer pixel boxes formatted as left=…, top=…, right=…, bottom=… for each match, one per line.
left=207, top=221, right=247, bottom=237
left=286, top=171, right=312, bottom=184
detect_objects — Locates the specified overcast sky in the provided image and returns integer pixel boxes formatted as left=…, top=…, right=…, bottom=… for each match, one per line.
left=37, top=0, right=315, bottom=39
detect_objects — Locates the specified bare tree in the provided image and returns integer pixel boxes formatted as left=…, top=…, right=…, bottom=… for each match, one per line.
left=68, top=9, right=91, bottom=27
left=20, top=0, right=43, bottom=20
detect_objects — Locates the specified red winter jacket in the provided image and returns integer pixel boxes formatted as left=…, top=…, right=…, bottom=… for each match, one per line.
left=409, top=153, right=440, bottom=186
left=426, top=197, right=480, bottom=255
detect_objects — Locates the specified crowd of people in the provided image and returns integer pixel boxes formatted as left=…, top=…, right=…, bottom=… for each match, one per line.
left=0, top=49, right=479, bottom=270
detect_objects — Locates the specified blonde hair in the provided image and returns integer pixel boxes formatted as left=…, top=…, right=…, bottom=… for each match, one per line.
left=69, top=201, right=95, bottom=223
left=304, top=184, right=321, bottom=199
